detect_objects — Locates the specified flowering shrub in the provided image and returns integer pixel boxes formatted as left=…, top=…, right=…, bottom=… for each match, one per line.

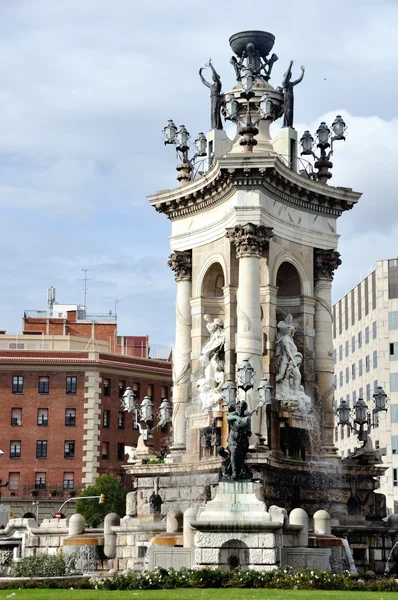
left=99, top=567, right=398, bottom=591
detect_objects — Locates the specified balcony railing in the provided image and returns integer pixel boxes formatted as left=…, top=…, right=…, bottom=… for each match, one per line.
left=1, top=484, right=81, bottom=499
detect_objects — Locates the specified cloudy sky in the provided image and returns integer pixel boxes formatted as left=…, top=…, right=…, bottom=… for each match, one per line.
left=0, top=0, right=396, bottom=350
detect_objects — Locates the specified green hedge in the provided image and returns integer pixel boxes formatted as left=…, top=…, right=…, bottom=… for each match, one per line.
left=99, top=568, right=398, bottom=592
left=11, top=553, right=77, bottom=578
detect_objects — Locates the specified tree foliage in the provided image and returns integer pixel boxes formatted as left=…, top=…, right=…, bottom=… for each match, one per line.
left=75, top=474, right=126, bottom=527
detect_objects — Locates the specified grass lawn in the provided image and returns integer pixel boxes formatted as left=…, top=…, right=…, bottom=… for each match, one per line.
left=1, top=590, right=398, bottom=600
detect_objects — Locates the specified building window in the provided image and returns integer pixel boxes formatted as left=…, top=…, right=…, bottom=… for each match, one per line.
left=389, top=311, right=398, bottom=330
left=66, top=376, right=77, bottom=394
left=391, top=404, right=398, bottom=422
left=118, top=412, right=125, bottom=429
left=388, top=259, right=398, bottom=299
left=339, top=345, right=343, bottom=361
left=359, top=387, right=363, bottom=399
left=101, top=441, right=109, bottom=459
left=117, top=442, right=125, bottom=461
left=366, top=383, right=371, bottom=402
left=392, top=436, right=398, bottom=455
left=365, top=326, right=369, bottom=344
left=333, top=374, right=337, bottom=387
left=339, top=371, right=343, bottom=387
left=147, top=384, right=154, bottom=398
left=351, top=363, right=356, bottom=380
left=391, top=374, right=398, bottom=393
left=8, top=472, right=20, bottom=494
left=65, top=408, right=76, bottom=426
left=38, top=376, right=50, bottom=394
left=10, top=441, right=21, bottom=458
left=345, top=367, right=349, bottom=384
left=63, top=472, right=74, bottom=490
left=64, top=441, right=75, bottom=458
left=103, top=410, right=110, bottom=428
left=103, top=378, right=111, bottom=396
left=345, top=341, right=349, bottom=357
left=374, top=379, right=378, bottom=391
left=373, top=350, right=378, bottom=369
left=358, top=332, right=362, bottom=349
left=36, top=440, right=47, bottom=458
left=390, top=342, right=398, bottom=360
left=352, top=336, right=356, bottom=353
left=11, top=408, right=22, bottom=426
left=35, top=472, right=46, bottom=490
left=393, top=468, right=398, bottom=487
left=346, top=393, right=350, bottom=407
left=352, top=391, right=357, bottom=404
left=37, top=408, right=48, bottom=426
left=132, top=383, right=140, bottom=401
left=359, top=359, right=363, bottom=377
left=365, top=355, right=370, bottom=373
left=161, top=386, right=169, bottom=399
left=118, top=380, right=126, bottom=398
left=12, top=376, right=23, bottom=394
left=372, top=321, right=377, bottom=339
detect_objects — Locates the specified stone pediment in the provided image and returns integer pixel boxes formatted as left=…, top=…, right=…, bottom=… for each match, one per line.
left=148, top=155, right=361, bottom=221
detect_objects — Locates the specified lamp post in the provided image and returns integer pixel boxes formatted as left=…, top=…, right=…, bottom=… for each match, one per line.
left=121, top=388, right=173, bottom=444
left=300, top=115, right=347, bottom=184
left=336, top=386, right=388, bottom=447
left=163, top=120, right=207, bottom=185
left=221, top=359, right=273, bottom=445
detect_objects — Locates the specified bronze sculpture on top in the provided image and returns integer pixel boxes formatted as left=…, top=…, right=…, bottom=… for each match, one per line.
left=229, top=30, right=278, bottom=92
left=282, top=60, right=305, bottom=128
left=218, top=400, right=253, bottom=480
left=199, top=59, right=223, bottom=130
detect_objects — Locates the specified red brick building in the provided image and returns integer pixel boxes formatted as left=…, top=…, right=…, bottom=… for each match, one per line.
left=0, top=309, right=172, bottom=502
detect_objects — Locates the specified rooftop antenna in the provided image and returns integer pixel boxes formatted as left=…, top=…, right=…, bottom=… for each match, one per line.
left=80, top=269, right=91, bottom=310
left=47, top=286, right=56, bottom=311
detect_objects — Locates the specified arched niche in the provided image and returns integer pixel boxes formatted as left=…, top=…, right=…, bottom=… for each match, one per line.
left=275, top=261, right=303, bottom=325
left=201, top=262, right=225, bottom=298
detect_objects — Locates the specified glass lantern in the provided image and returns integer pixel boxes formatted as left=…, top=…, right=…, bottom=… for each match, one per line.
left=331, top=115, right=346, bottom=139
left=225, top=94, right=238, bottom=120
left=373, top=386, right=387, bottom=413
left=259, top=93, right=274, bottom=120
left=194, top=132, right=207, bottom=157
left=258, top=377, right=272, bottom=406
left=221, top=378, right=237, bottom=407
left=237, top=359, right=255, bottom=392
left=300, top=130, right=314, bottom=155
left=316, top=122, right=331, bottom=146
left=353, top=398, right=368, bottom=426
left=158, top=398, right=172, bottom=426
left=163, top=120, right=177, bottom=144
left=336, top=399, right=350, bottom=426
left=176, top=125, right=190, bottom=150
left=121, top=387, right=136, bottom=413
left=140, top=395, right=154, bottom=424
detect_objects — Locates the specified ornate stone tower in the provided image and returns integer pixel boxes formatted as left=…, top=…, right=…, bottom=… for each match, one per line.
left=149, top=30, right=361, bottom=468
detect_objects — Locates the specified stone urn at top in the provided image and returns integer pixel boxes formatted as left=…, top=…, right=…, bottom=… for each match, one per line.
left=229, top=30, right=275, bottom=59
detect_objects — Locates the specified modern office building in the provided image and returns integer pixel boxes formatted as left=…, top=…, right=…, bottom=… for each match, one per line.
left=333, top=258, right=398, bottom=513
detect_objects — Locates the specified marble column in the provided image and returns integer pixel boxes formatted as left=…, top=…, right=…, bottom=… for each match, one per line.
left=168, top=250, right=192, bottom=452
left=314, top=248, right=341, bottom=455
left=226, top=223, right=273, bottom=439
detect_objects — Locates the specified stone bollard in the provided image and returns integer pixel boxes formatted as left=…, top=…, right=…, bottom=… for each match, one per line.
left=289, top=508, right=308, bottom=547
left=167, top=509, right=183, bottom=533
left=126, top=490, right=137, bottom=517
left=183, top=507, right=198, bottom=548
left=68, top=513, right=85, bottom=536
left=313, top=510, right=331, bottom=535
left=104, top=513, right=120, bottom=559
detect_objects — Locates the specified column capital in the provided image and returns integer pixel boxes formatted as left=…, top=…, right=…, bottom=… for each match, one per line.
left=168, top=250, right=192, bottom=282
left=314, top=248, right=341, bottom=281
left=226, top=223, right=273, bottom=259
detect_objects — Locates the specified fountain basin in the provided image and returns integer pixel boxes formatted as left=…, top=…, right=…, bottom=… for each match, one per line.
left=229, top=30, right=275, bottom=58
left=63, top=535, right=104, bottom=546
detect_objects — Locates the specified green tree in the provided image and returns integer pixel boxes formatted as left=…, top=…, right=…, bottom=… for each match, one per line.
left=75, top=474, right=126, bottom=527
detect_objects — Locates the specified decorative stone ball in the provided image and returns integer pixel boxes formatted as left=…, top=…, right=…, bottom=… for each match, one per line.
left=68, top=513, right=85, bottom=536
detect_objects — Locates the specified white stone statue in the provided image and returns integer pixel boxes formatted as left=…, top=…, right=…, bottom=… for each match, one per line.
left=275, top=315, right=311, bottom=412
left=197, top=314, right=225, bottom=410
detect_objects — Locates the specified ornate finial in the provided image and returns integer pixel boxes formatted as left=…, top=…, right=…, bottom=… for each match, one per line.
left=226, top=223, right=273, bottom=259
left=229, top=31, right=278, bottom=88
left=314, top=249, right=342, bottom=281
left=168, top=250, right=192, bottom=281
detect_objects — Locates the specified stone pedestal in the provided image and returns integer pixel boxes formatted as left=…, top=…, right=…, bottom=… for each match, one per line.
left=192, top=481, right=281, bottom=571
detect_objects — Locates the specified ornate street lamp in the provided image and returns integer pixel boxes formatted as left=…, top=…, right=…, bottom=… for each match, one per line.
left=258, top=376, right=273, bottom=407
left=158, top=398, right=173, bottom=428
left=121, top=387, right=136, bottom=413
left=221, top=378, right=237, bottom=407
left=163, top=121, right=207, bottom=185
left=336, top=387, right=388, bottom=447
left=238, top=359, right=255, bottom=392
left=140, top=395, right=154, bottom=425
left=300, top=115, right=347, bottom=184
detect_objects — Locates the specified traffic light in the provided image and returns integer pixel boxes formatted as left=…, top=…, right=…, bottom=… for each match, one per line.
left=99, top=493, right=105, bottom=504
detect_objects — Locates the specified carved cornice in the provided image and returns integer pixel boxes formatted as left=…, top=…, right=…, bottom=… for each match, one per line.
left=148, top=155, right=362, bottom=221
left=226, top=223, right=274, bottom=259
left=314, top=248, right=342, bottom=281
left=168, top=250, right=192, bottom=282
